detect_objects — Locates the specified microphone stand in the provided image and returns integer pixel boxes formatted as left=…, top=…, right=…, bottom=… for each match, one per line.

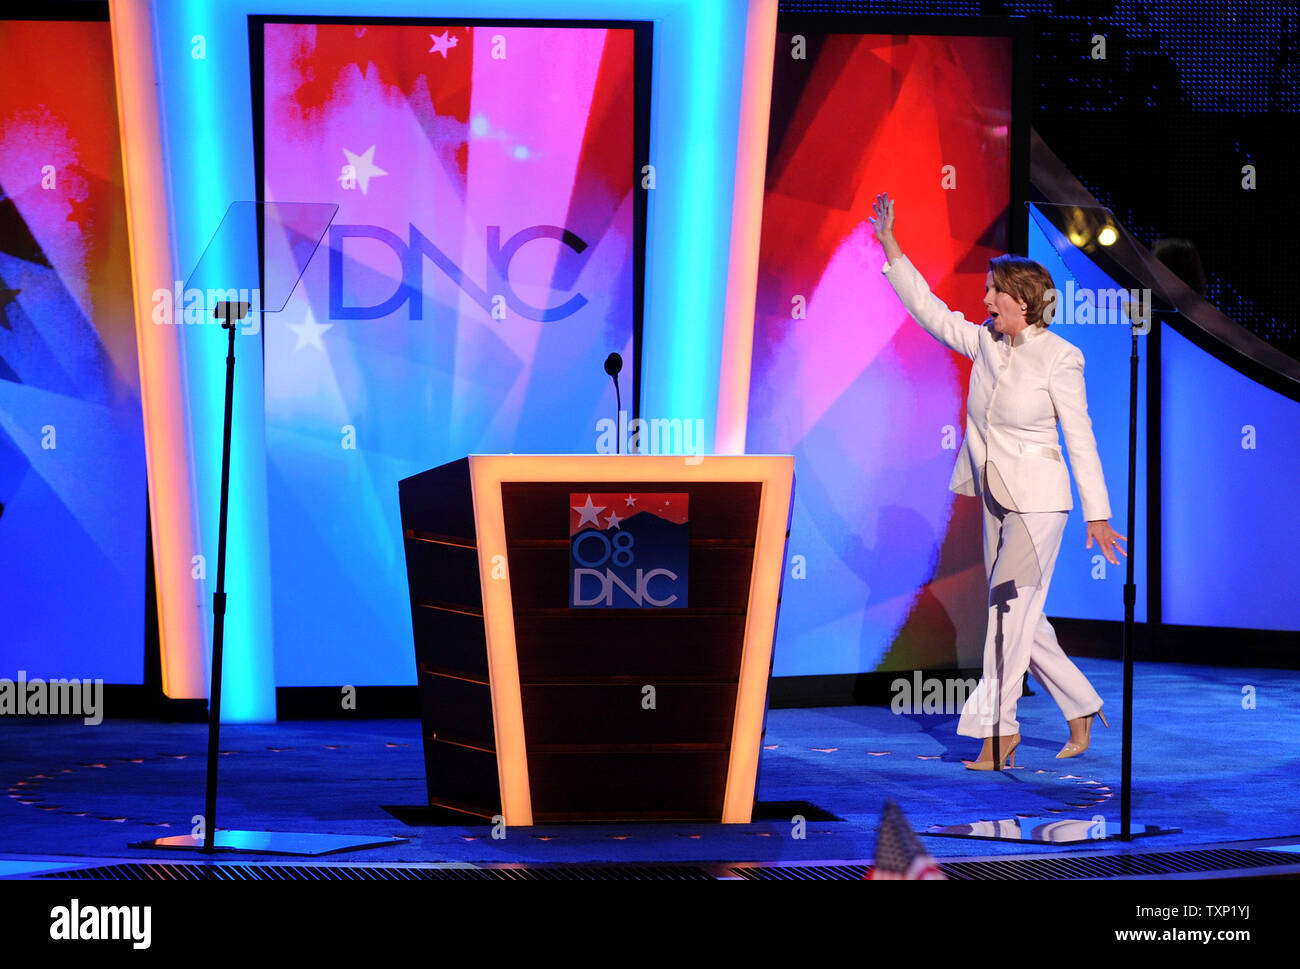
left=989, top=579, right=1017, bottom=769
left=1119, top=317, right=1141, bottom=839
left=202, top=301, right=245, bottom=850
left=129, top=201, right=407, bottom=856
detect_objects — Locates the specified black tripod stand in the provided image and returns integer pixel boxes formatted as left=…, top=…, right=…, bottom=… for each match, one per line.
left=201, top=299, right=247, bottom=850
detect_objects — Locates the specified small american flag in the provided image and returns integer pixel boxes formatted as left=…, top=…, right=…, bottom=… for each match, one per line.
left=865, top=801, right=947, bottom=880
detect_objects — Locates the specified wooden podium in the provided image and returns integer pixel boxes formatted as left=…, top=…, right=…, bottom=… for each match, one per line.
left=398, top=454, right=794, bottom=825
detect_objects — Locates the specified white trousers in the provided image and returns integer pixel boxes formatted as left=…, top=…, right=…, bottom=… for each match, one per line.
left=956, top=485, right=1102, bottom=738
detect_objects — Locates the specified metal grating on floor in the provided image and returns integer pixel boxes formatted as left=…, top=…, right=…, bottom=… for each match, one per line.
left=939, top=847, right=1300, bottom=880
left=731, top=847, right=1300, bottom=881
left=30, top=846, right=1300, bottom=881
left=731, top=863, right=871, bottom=880
left=38, top=862, right=715, bottom=882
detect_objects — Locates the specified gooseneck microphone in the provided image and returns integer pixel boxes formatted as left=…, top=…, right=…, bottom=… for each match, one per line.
left=604, top=353, right=623, bottom=454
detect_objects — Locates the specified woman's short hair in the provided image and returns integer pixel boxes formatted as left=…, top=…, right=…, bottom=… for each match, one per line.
left=989, top=254, right=1057, bottom=327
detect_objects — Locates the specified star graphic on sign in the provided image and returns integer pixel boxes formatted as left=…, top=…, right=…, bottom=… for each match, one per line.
left=66, top=196, right=93, bottom=226
left=428, top=31, right=459, bottom=58
left=286, top=307, right=332, bottom=352
left=342, top=145, right=388, bottom=195
left=572, top=495, right=605, bottom=528
left=624, top=495, right=637, bottom=507
left=604, top=510, right=623, bottom=529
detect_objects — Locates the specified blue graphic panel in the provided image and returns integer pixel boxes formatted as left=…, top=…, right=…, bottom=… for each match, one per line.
left=1162, top=326, right=1300, bottom=630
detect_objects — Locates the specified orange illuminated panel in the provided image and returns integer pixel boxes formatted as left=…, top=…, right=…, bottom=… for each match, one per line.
left=716, top=0, right=778, bottom=455
left=111, top=0, right=207, bottom=697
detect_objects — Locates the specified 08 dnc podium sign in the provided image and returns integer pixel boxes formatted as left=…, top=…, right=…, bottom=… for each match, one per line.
left=569, top=492, right=689, bottom=608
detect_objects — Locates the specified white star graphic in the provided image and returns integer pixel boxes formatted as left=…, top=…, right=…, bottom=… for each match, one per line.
left=604, top=510, right=623, bottom=529
left=572, top=495, right=605, bottom=528
left=428, top=31, right=459, bottom=58
left=285, top=307, right=332, bottom=352
left=342, top=145, right=388, bottom=195
left=624, top=495, right=637, bottom=507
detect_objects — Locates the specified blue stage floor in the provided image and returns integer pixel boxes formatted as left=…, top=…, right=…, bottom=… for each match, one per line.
left=2, top=658, right=1298, bottom=870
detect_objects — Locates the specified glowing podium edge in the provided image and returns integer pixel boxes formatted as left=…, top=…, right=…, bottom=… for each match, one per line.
left=466, top=454, right=795, bottom=826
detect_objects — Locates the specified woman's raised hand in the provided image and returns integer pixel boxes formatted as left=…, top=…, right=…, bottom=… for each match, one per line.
left=868, top=192, right=895, bottom=239
left=868, top=192, right=902, bottom=264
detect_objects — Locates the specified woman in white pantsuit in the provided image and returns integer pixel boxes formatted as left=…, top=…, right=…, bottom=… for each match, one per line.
left=869, top=192, right=1127, bottom=770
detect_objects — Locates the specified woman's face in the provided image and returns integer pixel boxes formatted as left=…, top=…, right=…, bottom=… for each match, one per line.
left=984, top=271, right=1027, bottom=337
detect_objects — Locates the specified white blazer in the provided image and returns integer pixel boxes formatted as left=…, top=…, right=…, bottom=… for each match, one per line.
left=882, top=255, right=1113, bottom=523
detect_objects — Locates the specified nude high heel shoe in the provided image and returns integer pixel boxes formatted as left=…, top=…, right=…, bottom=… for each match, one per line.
left=963, top=733, right=1021, bottom=771
left=1056, top=709, right=1108, bottom=759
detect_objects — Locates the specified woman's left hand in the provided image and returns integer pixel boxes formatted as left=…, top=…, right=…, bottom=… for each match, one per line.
left=1086, top=520, right=1128, bottom=565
